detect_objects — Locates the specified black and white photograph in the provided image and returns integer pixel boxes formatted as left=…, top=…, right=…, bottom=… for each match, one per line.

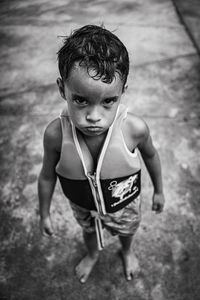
left=0, top=0, right=200, bottom=299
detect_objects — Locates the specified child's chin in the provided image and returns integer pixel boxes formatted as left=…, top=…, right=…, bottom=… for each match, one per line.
left=85, top=130, right=105, bottom=136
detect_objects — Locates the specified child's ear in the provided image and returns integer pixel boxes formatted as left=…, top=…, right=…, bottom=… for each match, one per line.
left=57, top=78, right=66, bottom=100
left=123, top=84, right=128, bottom=93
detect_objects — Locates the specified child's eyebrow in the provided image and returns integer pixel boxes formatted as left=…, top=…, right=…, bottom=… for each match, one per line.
left=103, top=96, right=118, bottom=101
left=71, top=94, right=119, bottom=101
left=71, top=94, right=86, bottom=99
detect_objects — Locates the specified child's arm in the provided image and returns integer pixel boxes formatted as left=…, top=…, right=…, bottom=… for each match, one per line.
left=38, top=120, right=61, bottom=235
left=137, top=121, right=165, bottom=213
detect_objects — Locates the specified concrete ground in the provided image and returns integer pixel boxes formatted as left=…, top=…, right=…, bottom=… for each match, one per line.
left=0, top=0, right=200, bottom=299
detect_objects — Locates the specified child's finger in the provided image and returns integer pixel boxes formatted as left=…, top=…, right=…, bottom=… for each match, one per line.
left=43, top=227, right=54, bottom=236
left=152, top=202, right=158, bottom=211
left=156, top=204, right=164, bottom=214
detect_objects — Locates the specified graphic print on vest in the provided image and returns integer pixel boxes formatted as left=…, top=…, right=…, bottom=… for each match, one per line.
left=108, top=174, right=139, bottom=206
left=101, top=170, right=141, bottom=213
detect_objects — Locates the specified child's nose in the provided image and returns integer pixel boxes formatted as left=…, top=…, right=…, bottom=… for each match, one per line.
left=86, top=108, right=101, bottom=123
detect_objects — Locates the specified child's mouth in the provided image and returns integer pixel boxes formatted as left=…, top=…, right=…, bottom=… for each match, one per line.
left=85, top=126, right=103, bottom=132
left=84, top=126, right=103, bottom=133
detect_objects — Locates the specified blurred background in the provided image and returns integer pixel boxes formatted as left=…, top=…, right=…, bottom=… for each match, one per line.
left=0, top=0, right=200, bottom=299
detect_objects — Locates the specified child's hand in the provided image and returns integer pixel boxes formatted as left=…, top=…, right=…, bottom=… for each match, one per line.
left=152, top=192, right=165, bottom=214
left=40, top=216, right=54, bottom=236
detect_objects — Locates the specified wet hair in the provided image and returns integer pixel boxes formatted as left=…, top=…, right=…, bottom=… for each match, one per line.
left=57, top=25, right=129, bottom=91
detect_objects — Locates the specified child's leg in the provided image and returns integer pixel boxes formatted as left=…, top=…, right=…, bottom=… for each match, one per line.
left=103, top=198, right=141, bottom=280
left=75, top=230, right=99, bottom=283
left=118, top=235, right=140, bottom=281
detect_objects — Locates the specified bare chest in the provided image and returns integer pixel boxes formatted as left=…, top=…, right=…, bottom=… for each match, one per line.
left=82, top=133, right=107, bottom=167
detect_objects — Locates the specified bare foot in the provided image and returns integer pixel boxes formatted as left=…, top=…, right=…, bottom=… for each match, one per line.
left=75, top=253, right=99, bottom=283
left=120, top=250, right=140, bottom=281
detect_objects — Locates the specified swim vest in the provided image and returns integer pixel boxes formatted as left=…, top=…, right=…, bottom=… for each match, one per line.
left=56, top=104, right=141, bottom=249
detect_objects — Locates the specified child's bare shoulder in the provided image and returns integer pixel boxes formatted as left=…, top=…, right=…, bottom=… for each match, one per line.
left=44, top=118, right=62, bottom=152
left=125, top=111, right=149, bottom=140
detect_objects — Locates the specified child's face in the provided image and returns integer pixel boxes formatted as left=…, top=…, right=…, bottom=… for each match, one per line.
left=58, top=63, right=124, bottom=137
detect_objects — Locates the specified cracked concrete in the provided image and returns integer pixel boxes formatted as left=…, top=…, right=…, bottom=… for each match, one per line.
left=0, top=0, right=200, bottom=299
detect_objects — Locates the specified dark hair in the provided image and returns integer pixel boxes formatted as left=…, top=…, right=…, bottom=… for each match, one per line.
left=57, top=25, right=129, bottom=90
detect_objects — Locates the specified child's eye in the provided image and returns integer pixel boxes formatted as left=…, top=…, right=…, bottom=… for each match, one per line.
left=103, top=98, right=117, bottom=107
left=73, top=98, right=88, bottom=106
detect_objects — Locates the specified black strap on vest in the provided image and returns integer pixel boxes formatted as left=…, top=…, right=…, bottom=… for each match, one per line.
left=57, top=169, right=141, bottom=213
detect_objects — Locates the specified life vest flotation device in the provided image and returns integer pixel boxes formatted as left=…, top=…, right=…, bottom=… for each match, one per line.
left=56, top=104, right=141, bottom=249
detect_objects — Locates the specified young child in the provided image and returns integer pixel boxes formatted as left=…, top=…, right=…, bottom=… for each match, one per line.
left=38, top=25, right=165, bottom=283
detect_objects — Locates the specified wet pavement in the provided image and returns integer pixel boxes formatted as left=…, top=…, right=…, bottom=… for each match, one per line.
left=0, top=0, right=200, bottom=299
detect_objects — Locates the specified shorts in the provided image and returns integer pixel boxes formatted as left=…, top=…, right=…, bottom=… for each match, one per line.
left=69, top=196, right=141, bottom=236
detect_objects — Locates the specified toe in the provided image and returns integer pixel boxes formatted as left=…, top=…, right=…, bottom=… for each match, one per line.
left=80, top=275, right=87, bottom=284
left=126, top=271, right=132, bottom=281
left=127, top=275, right=132, bottom=281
